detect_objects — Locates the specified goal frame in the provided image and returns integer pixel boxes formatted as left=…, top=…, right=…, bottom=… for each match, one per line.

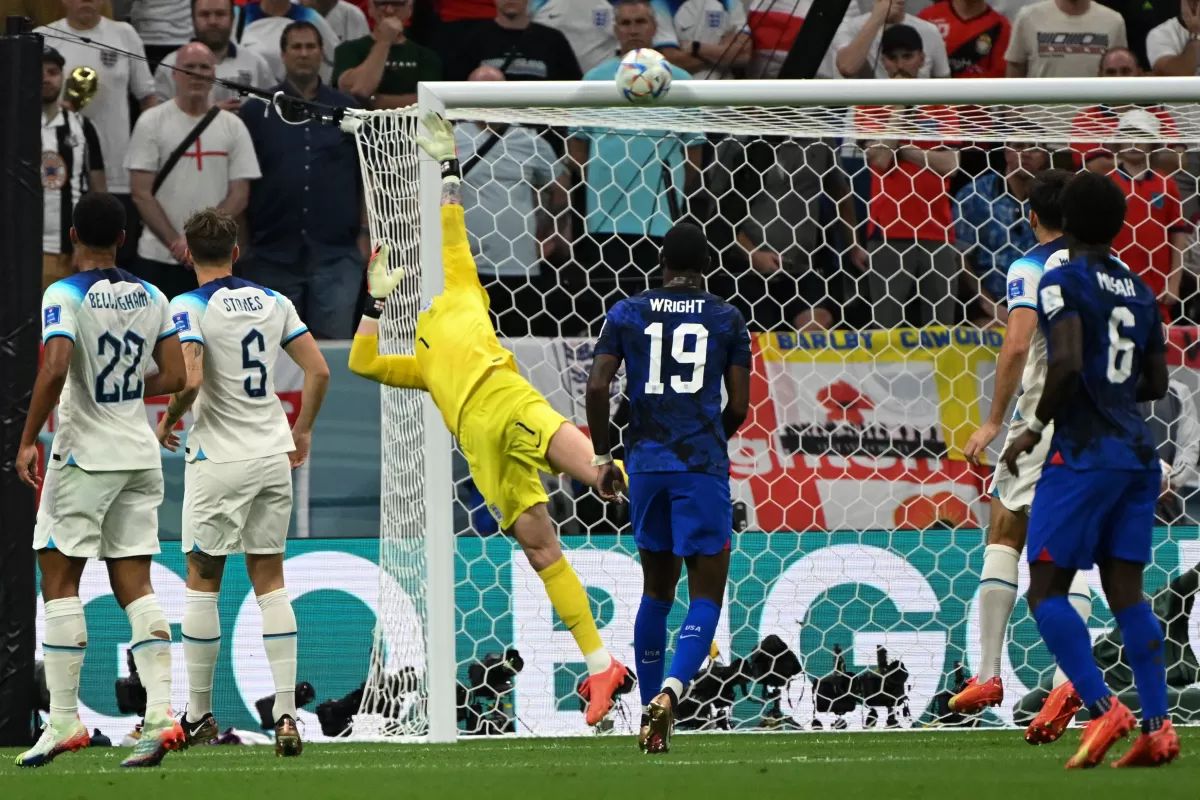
left=409, top=76, right=1200, bottom=744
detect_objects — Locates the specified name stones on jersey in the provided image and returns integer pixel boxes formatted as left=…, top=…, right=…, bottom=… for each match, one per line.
left=88, top=288, right=149, bottom=311
left=223, top=295, right=265, bottom=313
left=649, top=297, right=706, bottom=314
left=1097, top=271, right=1137, bottom=298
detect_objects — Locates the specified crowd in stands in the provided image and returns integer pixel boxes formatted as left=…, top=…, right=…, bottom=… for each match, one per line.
left=21, top=0, right=1200, bottom=338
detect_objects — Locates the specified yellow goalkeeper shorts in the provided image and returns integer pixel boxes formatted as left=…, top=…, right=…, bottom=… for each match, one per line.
left=457, top=367, right=569, bottom=530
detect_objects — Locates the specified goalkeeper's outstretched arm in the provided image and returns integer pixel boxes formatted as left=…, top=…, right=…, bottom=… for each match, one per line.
left=349, top=244, right=428, bottom=390
left=418, top=112, right=485, bottom=298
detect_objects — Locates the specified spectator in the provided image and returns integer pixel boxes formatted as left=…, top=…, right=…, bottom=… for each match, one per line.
left=155, top=0, right=275, bottom=110
left=707, top=135, right=865, bottom=332
left=126, top=43, right=261, bottom=299
left=1108, top=109, right=1189, bottom=319
left=131, top=0, right=193, bottom=68
left=303, top=0, right=372, bottom=44
left=664, top=0, right=753, bottom=80
left=861, top=24, right=960, bottom=327
left=1097, top=0, right=1175, bottom=69
left=446, top=0, right=583, bottom=81
left=37, top=0, right=158, bottom=268
left=745, top=0, right=808, bottom=77
left=918, top=0, right=1010, bottom=78
left=239, top=22, right=366, bottom=339
left=953, top=142, right=1049, bottom=323
left=534, top=0, right=681, bottom=73
left=1005, top=0, right=1125, bottom=77
left=333, top=0, right=443, bottom=109
left=40, top=46, right=106, bottom=291
left=567, top=0, right=702, bottom=332
left=1142, top=378, right=1200, bottom=524
left=1147, top=0, right=1200, bottom=76
left=237, top=0, right=340, bottom=83
left=1, top=0, right=114, bottom=28
left=834, top=0, right=950, bottom=79
left=456, top=66, right=571, bottom=336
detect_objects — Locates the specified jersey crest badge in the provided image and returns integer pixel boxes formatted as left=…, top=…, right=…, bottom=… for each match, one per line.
left=173, top=311, right=191, bottom=332
left=1007, top=277, right=1025, bottom=301
left=707, top=10, right=723, bottom=27
left=44, top=305, right=61, bottom=326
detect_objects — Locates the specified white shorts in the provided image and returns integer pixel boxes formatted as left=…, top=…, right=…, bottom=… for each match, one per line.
left=183, top=454, right=293, bottom=556
left=34, top=466, right=163, bottom=559
left=987, top=420, right=1054, bottom=514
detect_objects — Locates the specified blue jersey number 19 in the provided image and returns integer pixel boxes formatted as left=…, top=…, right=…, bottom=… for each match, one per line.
left=644, top=321, right=709, bottom=395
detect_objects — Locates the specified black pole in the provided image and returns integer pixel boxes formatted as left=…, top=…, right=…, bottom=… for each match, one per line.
left=0, top=15, right=44, bottom=747
left=778, top=0, right=856, bottom=80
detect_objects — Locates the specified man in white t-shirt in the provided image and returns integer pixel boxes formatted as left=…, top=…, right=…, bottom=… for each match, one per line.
left=155, top=208, right=329, bottom=755
left=15, top=192, right=187, bottom=770
left=236, top=0, right=340, bottom=82
left=156, top=0, right=275, bottom=111
left=304, top=0, right=371, bottom=43
left=532, top=0, right=680, bottom=73
left=36, top=0, right=159, bottom=268
left=131, top=0, right=193, bottom=67
left=662, top=0, right=752, bottom=79
left=1147, top=2, right=1200, bottom=76
left=127, top=43, right=261, bottom=299
left=1005, top=0, right=1126, bottom=78
left=832, top=0, right=951, bottom=79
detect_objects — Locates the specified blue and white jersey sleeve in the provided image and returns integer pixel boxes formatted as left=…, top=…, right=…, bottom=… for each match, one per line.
left=171, top=293, right=209, bottom=345
left=594, top=303, right=626, bottom=359
left=154, top=288, right=179, bottom=341
left=41, top=281, right=84, bottom=344
left=1037, top=268, right=1078, bottom=331
left=1005, top=256, right=1042, bottom=312
left=276, top=292, right=309, bottom=346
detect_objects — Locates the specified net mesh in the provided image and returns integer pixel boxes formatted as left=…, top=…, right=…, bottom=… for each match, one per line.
left=350, top=99, right=1200, bottom=738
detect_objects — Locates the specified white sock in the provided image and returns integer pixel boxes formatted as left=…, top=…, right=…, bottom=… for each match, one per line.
left=662, top=677, right=684, bottom=699
left=1053, top=572, right=1094, bottom=689
left=978, top=544, right=1019, bottom=682
left=126, top=594, right=173, bottom=726
left=257, top=588, right=298, bottom=721
left=182, top=590, right=220, bottom=720
left=584, top=649, right=612, bottom=676
left=43, top=597, right=87, bottom=730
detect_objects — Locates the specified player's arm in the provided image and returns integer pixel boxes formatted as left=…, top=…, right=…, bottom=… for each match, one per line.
left=724, top=315, right=753, bottom=439
left=416, top=112, right=484, bottom=295
left=156, top=341, right=204, bottom=451
left=586, top=312, right=627, bottom=501
left=15, top=336, right=73, bottom=488
left=144, top=329, right=186, bottom=399
left=348, top=240, right=428, bottom=389
left=284, top=332, right=332, bottom=469
left=1137, top=309, right=1168, bottom=403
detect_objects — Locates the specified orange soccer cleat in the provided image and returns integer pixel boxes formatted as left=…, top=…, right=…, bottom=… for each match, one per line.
left=1065, top=698, right=1137, bottom=769
left=949, top=676, right=1003, bottom=714
left=1025, top=681, right=1084, bottom=745
left=579, top=657, right=631, bottom=726
left=1111, top=720, right=1180, bottom=768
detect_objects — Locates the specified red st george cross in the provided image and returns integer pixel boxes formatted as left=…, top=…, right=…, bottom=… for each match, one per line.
left=181, top=137, right=228, bottom=171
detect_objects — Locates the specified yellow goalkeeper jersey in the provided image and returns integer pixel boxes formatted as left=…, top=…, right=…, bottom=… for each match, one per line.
left=348, top=204, right=517, bottom=434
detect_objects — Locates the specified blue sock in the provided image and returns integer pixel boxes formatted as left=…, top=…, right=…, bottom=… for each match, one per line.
left=667, top=598, right=721, bottom=688
left=1113, top=601, right=1168, bottom=727
left=634, top=596, right=672, bottom=706
left=1034, top=596, right=1110, bottom=708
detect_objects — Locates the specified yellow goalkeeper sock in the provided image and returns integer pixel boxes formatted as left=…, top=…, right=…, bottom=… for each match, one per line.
left=537, top=557, right=611, bottom=675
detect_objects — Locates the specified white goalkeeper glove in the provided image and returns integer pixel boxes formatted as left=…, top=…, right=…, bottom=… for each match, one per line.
left=362, top=242, right=403, bottom=319
left=415, top=111, right=461, bottom=180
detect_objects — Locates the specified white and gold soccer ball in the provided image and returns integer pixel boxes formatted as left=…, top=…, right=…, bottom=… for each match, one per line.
left=615, top=48, right=673, bottom=104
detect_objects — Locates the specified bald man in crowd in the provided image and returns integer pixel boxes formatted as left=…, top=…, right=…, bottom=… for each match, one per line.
left=126, top=42, right=262, bottom=298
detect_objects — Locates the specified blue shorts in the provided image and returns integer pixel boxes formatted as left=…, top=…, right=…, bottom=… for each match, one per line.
left=629, top=472, right=732, bottom=558
left=1026, top=464, right=1159, bottom=570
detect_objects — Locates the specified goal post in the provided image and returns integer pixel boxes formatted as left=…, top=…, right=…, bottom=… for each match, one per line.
left=346, top=77, right=1200, bottom=741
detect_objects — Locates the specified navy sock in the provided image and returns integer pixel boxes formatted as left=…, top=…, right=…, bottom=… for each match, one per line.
left=667, top=598, right=721, bottom=688
left=1034, top=596, right=1110, bottom=708
left=634, top=596, right=671, bottom=706
left=1114, top=601, right=1169, bottom=725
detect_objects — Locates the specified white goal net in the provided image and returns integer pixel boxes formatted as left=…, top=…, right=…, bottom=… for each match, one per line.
left=347, top=79, right=1200, bottom=740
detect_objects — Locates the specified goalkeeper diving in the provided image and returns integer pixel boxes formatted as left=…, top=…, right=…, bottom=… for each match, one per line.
left=349, top=113, right=630, bottom=725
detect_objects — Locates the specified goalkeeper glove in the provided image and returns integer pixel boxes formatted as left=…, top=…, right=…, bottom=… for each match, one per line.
left=362, top=242, right=403, bottom=320
left=415, top=111, right=461, bottom=181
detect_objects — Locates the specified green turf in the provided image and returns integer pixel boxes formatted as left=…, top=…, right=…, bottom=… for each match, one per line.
left=2, top=728, right=1196, bottom=799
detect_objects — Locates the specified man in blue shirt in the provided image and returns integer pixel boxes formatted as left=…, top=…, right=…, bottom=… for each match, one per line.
left=565, top=0, right=704, bottom=334
left=1001, top=171, right=1178, bottom=770
left=586, top=222, right=751, bottom=754
left=239, top=21, right=367, bottom=339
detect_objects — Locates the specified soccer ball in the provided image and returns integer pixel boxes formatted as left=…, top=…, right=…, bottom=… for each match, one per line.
left=615, top=48, right=673, bottom=104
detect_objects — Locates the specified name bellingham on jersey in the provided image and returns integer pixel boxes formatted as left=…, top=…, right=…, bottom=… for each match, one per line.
left=595, top=289, right=752, bottom=474
left=1037, top=253, right=1164, bottom=471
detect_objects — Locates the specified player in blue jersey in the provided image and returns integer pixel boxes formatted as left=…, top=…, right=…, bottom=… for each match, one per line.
left=586, top=222, right=752, bottom=754
left=1001, top=171, right=1179, bottom=769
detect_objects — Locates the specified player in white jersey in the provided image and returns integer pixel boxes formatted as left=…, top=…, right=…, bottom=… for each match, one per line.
left=952, top=170, right=1094, bottom=744
left=14, top=193, right=186, bottom=769
left=154, top=208, right=329, bottom=757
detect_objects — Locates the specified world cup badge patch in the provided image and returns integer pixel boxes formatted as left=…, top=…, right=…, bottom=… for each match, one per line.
left=44, top=305, right=61, bottom=326
left=173, top=311, right=191, bottom=332
left=1007, top=277, right=1025, bottom=302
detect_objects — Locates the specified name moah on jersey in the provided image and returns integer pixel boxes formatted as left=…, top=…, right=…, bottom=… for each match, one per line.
left=649, top=297, right=706, bottom=314
left=1096, top=271, right=1138, bottom=298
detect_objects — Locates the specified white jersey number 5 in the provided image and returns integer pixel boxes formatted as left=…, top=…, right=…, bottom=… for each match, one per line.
left=644, top=322, right=709, bottom=395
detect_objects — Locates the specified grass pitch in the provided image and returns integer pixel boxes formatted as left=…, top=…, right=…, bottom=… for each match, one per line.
left=3, top=728, right=1197, bottom=799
